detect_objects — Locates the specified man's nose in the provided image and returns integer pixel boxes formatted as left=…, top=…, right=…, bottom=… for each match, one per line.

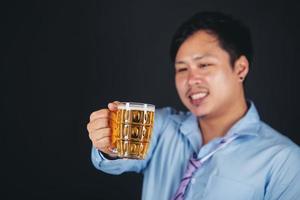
left=187, top=70, right=203, bottom=86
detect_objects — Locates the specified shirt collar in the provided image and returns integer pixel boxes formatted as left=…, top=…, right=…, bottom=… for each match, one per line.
left=173, top=100, right=261, bottom=138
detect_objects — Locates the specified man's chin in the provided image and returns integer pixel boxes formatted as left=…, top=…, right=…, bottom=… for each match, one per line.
left=188, top=106, right=208, bottom=118
left=183, top=100, right=209, bottom=117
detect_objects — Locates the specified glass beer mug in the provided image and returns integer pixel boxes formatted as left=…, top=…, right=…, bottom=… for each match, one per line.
left=108, top=102, right=155, bottom=159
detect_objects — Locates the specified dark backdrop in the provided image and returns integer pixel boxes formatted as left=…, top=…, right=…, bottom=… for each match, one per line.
left=1, top=0, right=300, bottom=199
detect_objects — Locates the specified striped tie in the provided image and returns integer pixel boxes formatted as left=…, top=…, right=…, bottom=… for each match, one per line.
left=173, top=155, right=202, bottom=200
left=172, top=134, right=239, bottom=200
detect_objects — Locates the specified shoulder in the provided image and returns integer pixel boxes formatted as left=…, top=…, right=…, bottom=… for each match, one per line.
left=260, top=129, right=300, bottom=198
left=268, top=142, right=300, bottom=186
left=257, top=121, right=300, bottom=166
left=258, top=122, right=299, bottom=149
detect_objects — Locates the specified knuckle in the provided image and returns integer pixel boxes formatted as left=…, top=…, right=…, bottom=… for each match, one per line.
left=90, top=109, right=110, bottom=121
left=86, top=123, right=91, bottom=132
left=89, top=112, right=96, bottom=121
left=88, top=131, right=93, bottom=140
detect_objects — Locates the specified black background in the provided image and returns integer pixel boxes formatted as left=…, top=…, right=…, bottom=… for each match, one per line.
left=1, top=0, right=300, bottom=199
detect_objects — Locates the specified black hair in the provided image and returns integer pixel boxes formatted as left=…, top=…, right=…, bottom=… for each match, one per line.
left=170, top=11, right=253, bottom=67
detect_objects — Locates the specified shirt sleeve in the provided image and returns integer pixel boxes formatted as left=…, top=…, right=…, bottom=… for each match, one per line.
left=264, top=145, right=300, bottom=200
left=90, top=107, right=173, bottom=175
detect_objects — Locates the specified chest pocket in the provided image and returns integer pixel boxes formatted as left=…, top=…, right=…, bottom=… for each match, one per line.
left=202, top=174, right=255, bottom=200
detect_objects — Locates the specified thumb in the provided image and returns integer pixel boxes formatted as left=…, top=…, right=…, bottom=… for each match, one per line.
left=108, top=101, right=120, bottom=111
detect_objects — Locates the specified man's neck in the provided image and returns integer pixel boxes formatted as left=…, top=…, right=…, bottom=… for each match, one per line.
left=199, top=99, right=248, bottom=145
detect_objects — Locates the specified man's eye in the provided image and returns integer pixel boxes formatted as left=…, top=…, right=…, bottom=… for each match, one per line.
left=176, top=68, right=187, bottom=72
left=199, top=63, right=211, bottom=68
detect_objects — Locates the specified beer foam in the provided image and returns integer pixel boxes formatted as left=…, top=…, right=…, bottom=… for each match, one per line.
left=118, top=102, right=155, bottom=112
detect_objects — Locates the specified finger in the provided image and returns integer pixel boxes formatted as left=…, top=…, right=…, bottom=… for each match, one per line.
left=92, top=136, right=111, bottom=151
left=108, top=101, right=120, bottom=111
left=88, top=127, right=111, bottom=142
left=87, top=118, right=109, bottom=133
left=89, top=109, right=110, bottom=121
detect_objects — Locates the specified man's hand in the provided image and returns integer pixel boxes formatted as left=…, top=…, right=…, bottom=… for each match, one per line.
left=87, top=101, right=119, bottom=156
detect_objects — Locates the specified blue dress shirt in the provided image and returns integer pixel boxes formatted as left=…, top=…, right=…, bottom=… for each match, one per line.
left=91, top=102, right=300, bottom=200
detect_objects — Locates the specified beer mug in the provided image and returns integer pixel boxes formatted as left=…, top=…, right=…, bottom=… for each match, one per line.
left=108, top=102, right=155, bottom=159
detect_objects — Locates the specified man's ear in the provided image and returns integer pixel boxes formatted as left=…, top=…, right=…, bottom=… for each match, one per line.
left=234, top=55, right=249, bottom=82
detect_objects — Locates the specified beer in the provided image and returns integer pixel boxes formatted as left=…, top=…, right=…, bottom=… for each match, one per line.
left=109, top=102, right=155, bottom=159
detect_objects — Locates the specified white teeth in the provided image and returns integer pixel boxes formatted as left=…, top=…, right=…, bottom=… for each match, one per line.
left=190, top=92, right=208, bottom=100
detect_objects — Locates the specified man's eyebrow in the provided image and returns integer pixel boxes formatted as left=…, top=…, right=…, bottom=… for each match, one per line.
left=192, top=55, right=205, bottom=61
left=175, top=55, right=214, bottom=64
left=175, top=60, right=187, bottom=65
left=193, top=54, right=216, bottom=60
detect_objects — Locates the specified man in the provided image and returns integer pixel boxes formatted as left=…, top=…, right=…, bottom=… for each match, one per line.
left=87, top=11, right=300, bottom=199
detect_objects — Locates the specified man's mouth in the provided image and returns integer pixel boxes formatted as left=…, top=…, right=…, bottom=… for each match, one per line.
left=188, top=91, right=209, bottom=105
left=190, top=92, right=208, bottom=100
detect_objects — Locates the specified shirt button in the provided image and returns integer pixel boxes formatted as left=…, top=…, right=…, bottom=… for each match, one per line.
left=191, top=178, right=196, bottom=184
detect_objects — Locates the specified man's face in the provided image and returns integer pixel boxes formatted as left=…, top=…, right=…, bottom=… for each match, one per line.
left=175, top=31, right=245, bottom=118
